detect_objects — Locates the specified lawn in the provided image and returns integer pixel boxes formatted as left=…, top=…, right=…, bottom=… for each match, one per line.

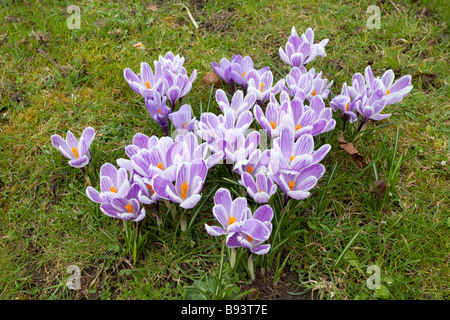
left=0, top=0, right=448, bottom=300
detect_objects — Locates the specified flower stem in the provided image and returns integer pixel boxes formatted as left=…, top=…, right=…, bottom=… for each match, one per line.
left=229, top=248, right=236, bottom=270
left=247, top=249, right=255, bottom=281
left=80, top=167, right=91, bottom=186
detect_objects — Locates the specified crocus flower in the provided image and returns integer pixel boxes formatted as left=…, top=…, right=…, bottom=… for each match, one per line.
left=179, top=132, right=224, bottom=169
left=305, top=69, right=333, bottom=102
left=153, top=159, right=207, bottom=209
left=145, top=91, right=171, bottom=136
left=227, top=55, right=270, bottom=91
left=205, top=188, right=251, bottom=236
left=157, top=51, right=186, bottom=74
left=168, top=104, right=197, bottom=136
left=215, top=89, right=257, bottom=119
left=99, top=183, right=146, bottom=222
left=86, top=163, right=131, bottom=204
left=281, top=66, right=312, bottom=101
left=234, top=149, right=271, bottom=180
left=133, top=174, right=160, bottom=205
left=211, top=55, right=241, bottom=87
left=162, top=67, right=197, bottom=108
left=242, top=172, right=277, bottom=204
left=216, top=130, right=260, bottom=168
left=51, top=127, right=95, bottom=168
left=247, top=69, right=284, bottom=105
left=225, top=204, right=273, bottom=255
left=123, top=62, right=163, bottom=97
left=307, top=95, right=336, bottom=136
left=279, top=27, right=329, bottom=67
left=254, top=93, right=290, bottom=139
left=329, top=82, right=359, bottom=129
left=380, top=69, right=413, bottom=105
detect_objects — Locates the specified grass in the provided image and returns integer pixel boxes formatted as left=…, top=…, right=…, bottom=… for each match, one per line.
left=0, top=0, right=448, bottom=300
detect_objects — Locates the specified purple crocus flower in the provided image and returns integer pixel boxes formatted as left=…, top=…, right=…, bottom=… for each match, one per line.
left=51, top=127, right=95, bottom=168
left=133, top=174, right=160, bottom=205
left=162, top=67, right=197, bottom=109
left=227, top=55, right=270, bottom=91
left=168, top=104, right=197, bottom=136
left=157, top=51, right=186, bottom=74
left=215, top=89, right=257, bottom=119
left=86, top=163, right=131, bottom=204
left=305, top=68, right=333, bottom=102
left=246, top=69, right=284, bottom=105
left=216, top=130, right=260, bottom=168
left=99, top=183, right=146, bottom=222
left=211, top=55, right=241, bottom=87
left=380, top=69, right=413, bottom=105
left=234, top=148, right=271, bottom=180
left=254, top=93, right=291, bottom=139
left=281, top=66, right=312, bottom=101
left=355, top=79, right=390, bottom=127
left=279, top=27, right=329, bottom=67
left=225, top=204, right=273, bottom=255
left=307, top=95, right=336, bottom=136
left=123, top=62, right=163, bottom=97
left=205, top=188, right=252, bottom=236
left=145, top=91, right=172, bottom=136
left=179, top=132, right=224, bottom=169
left=329, top=82, right=359, bottom=130
left=153, top=159, right=207, bottom=209
left=242, top=172, right=277, bottom=204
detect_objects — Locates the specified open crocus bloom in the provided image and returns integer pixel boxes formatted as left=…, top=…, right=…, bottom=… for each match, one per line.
left=179, top=132, right=224, bottom=169
left=99, top=184, right=146, bottom=222
left=204, top=188, right=252, bottom=236
left=216, top=130, right=260, bottom=168
left=168, top=104, right=197, bottom=136
left=153, top=159, right=208, bottom=209
left=242, top=172, right=277, bottom=204
left=145, top=91, right=171, bottom=134
left=234, top=148, right=271, bottom=182
left=215, top=89, right=257, bottom=119
left=86, top=163, right=131, bottom=204
left=162, top=67, right=197, bottom=108
left=225, top=204, right=273, bottom=255
left=279, top=27, right=328, bottom=68
left=254, top=93, right=290, bottom=139
left=51, top=126, right=95, bottom=168
left=281, top=66, right=312, bottom=101
left=305, top=69, right=333, bottom=102
left=123, top=62, right=163, bottom=98
left=211, top=55, right=242, bottom=86
left=380, top=69, right=413, bottom=105
left=157, top=51, right=186, bottom=75
left=228, top=55, right=270, bottom=91
left=329, top=82, right=359, bottom=124
left=246, top=69, right=284, bottom=105
left=307, top=96, right=336, bottom=136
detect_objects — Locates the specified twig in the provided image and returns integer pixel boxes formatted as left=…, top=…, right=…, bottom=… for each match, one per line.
left=175, top=3, right=199, bottom=29
left=0, top=32, right=9, bottom=47
left=38, top=47, right=63, bottom=72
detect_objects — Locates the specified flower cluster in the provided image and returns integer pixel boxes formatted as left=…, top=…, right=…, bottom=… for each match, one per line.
left=330, top=66, right=413, bottom=130
left=124, top=52, right=198, bottom=136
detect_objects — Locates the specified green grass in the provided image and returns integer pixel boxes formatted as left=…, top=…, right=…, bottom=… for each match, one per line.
left=0, top=0, right=448, bottom=300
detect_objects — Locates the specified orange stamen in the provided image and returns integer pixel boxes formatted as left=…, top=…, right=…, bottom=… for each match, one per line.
left=260, top=83, right=264, bottom=93
left=157, top=109, right=162, bottom=114
left=386, top=90, right=390, bottom=95
left=295, top=124, right=302, bottom=131
left=180, top=181, right=189, bottom=199
left=110, top=186, right=117, bottom=193
left=228, top=216, right=236, bottom=225
left=346, top=103, right=349, bottom=111
left=246, top=165, right=253, bottom=174
left=157, top=163, right=165, bottom=171
left=247, top=235, right=252, bottom=242
left=145, top=82, right=151, bottom=89
left=289, top=180, right=295, bottom=191
left=147, top=184, right=155, bottom=195
left=270, top=121, right=276, bottom=129
left=72, top=147, right=80, bottom=159
left=290, top=156, right=296, bottom=162
left=258, top=188, right=262, bottom=193
left=312, top=90, right=317, bottom=96
left=241, top=72, right=246, bottom=78
left=183, top=121, right=188, bottom=128
left=125, top=203, right=133, bottom=213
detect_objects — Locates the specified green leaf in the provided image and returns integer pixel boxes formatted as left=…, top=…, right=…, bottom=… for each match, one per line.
left=373, top=285, right=391, bottom=300
left=333, top=228, right=363, bottom=270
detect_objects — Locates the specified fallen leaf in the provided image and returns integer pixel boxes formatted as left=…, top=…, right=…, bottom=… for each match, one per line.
left=370, top=180, right=387, bottom=200
left=338, top=136, right=365, bottom=169
left=145, top=3, right=158, bottom=12
left=202, top=72, right=221, bottom=88
left=30, top=30, right=49, bottom=43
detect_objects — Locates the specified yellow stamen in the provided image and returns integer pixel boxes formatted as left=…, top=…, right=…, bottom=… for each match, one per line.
left=180, top=181, right=189, bottom=199
left=157, top=163, right=164, bottom=171
left=260, top=83, right=264, bottom=93
left=386, top=90, right=390, bottom=95
left=270, top=121, right=276, bottom=129
left=147, top=184, right=155, bottom=195
left=289, top=180, right=295, bottom=191
left=228, top=216, right=236, bottom=225
left=125, top=203, right=133, bottom=213
left=312, top=90, right=317, bottom=96
left=110, top=186, right=117, bottom=193
left=295, top=124, right=302, bottom=131
left=247, top=234, right=252, bottom=242
left=290, top=156, right=296, bottom=163
left=241, top=72, right=246, bottom=78
left=246, top=165, right=253, bottom=174
left=183, top=121, right=188, bottom=128
left=145, top=82, right=151, bottom=89
left=258, top=188, right=262, bottom=193
left=72, top=147, right=80, bottom=159
left=346, top=103, right=349, bottom=111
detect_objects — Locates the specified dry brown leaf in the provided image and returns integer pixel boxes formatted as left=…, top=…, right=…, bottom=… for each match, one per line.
left=202, top=72, right=221, bottom=88
left=370, top=180, right=387, bottom=200
left=146, top=3, right=159, bottom=12
left=338, top=136, right=365, bottom=169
